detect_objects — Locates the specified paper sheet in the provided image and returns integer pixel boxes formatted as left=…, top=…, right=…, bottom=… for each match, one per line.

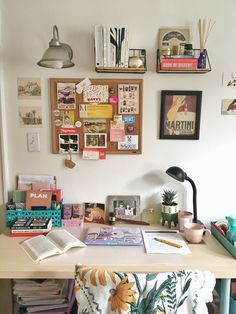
left=142, top=230, right=191, bottom=254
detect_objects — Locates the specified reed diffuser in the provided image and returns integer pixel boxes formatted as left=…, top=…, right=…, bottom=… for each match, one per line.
left=198, top=18, right=215, bottom=52
left=197, top=18, right=215, bottom=68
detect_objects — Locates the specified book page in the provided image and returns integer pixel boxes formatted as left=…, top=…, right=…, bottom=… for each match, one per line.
left=21, top=235, right=60, bottom=262
left=46, top=229, right=86, bottom=253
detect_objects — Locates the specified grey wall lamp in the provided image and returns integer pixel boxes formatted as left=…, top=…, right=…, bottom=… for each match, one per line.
left=166, top=166, right=198, bottom=223
left=37, top=25, right=74, bottom=69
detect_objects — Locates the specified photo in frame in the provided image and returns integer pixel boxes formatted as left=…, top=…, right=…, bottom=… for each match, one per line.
left=107, top=195, right=140, bottom=218
left=159, top=90, right=202, bottom=140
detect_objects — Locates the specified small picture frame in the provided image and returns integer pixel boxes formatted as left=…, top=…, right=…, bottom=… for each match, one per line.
left=159, top=90, right=202, bottom=140
left=107, top=195, right=140, bottom=218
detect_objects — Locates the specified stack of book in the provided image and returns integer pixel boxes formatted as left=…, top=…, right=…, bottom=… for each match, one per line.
left=95, top=25, right=129, bottom=68
left=159, top=54, right=198, bottom=71
left=13, top=279, right=75, bottom=314
left=10, top=218, right=52, bottom=237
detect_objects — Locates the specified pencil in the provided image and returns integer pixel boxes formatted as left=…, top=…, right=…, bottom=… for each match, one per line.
left=154, top=237, right=182, bottom=248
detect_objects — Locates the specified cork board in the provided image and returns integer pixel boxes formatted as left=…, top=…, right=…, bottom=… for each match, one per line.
left=50, top=78, right=143, bottom=155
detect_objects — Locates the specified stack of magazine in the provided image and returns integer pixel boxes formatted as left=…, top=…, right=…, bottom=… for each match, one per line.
left=13, top=279, right=75, bottom=314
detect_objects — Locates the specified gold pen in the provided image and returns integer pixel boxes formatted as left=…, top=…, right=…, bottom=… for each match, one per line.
left=154, top=237, right=182, bottom=248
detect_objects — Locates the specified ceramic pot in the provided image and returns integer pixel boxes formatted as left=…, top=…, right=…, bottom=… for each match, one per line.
left=162, top=203, right=178, bottom=214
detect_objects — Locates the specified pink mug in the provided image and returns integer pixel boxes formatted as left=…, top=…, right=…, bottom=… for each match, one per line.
left=184, top=222, right=211, bottom=244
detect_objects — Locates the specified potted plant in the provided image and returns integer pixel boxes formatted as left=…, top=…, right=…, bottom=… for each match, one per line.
left=161, top=189, right=178, bottom=228
left=162, top=189, right=178, bottom=214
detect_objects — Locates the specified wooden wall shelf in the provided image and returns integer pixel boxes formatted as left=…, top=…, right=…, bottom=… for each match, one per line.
left=156, top=49, right=211, bottom=74
left=95, top=67, right=147, bottom=74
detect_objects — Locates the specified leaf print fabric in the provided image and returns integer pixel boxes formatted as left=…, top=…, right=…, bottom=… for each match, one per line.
left=75, top=266, right=215, bottom=314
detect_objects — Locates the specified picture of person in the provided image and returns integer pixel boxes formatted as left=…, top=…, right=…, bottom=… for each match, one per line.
left=114, top=200, right=136, bottom=216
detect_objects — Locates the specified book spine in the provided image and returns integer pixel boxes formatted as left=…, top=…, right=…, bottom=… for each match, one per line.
left=110, top=27, right=117, bottom=67
left=11, top=228, right=51, bottom=233
left=94, top=25, right=103, bottom=67
left=124, top=30, right=129, bottom=68
left=103, top=26, right=107, bottom=67
left=10, top=232, right=49, bottom=237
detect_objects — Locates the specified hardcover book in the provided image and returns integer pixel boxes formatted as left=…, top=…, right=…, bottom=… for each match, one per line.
left=84, top=226, right=143, bottom=246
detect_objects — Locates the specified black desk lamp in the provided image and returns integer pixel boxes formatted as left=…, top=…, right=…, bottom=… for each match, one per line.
left=166, top=166, right=198, bottom=223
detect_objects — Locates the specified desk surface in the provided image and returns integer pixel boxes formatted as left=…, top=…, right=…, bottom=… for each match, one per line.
left=0, top=224, right=235, bottom=279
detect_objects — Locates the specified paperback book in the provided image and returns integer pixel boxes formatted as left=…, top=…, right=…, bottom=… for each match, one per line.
left=10, top=218, right=52, bottom=232
left=84, top=226, right=143, bottom=246
left=21, top=229, right=86, bottom=262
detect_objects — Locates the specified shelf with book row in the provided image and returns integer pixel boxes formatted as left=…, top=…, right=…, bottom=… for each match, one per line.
left=156, top=49, right=211, bottom=74
left=95, top=25, right=147, bottom=74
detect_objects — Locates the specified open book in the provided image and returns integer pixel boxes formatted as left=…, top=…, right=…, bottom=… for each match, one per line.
left=21, top=229, right=86, bottom=262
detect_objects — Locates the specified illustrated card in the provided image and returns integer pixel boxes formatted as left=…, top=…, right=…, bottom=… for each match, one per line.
left=118, top=135, right=138, bottom=150
left=118, top=84, right=139, bottom=114
left=84, top=203, right=105, bottom=223
left=17, top=78, right=41, bottom=100
left=57, top=83, right=76, bottom=109
left=59, top=134, right=79, bottom=153
left=84, top=133, right=107, bottom=148
left=82, top=148, right=106, bottom=160
left=18, top=106, right=42, bottom=127
left=83, top=119, right=106, bottom=133
left=83, top=85, right=109, bottom=103
left=60, top=111, right=75, bottom=127
left=158, top=28, right=190, bottom=54
left=221, top=99, right=236, bottom=114
left=222, top=72, right=236, bottom=87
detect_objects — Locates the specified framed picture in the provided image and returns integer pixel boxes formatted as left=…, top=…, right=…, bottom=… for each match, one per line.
left=160, top=90, right=202, bottom=140
left=107, top=195, right=140, bottom=218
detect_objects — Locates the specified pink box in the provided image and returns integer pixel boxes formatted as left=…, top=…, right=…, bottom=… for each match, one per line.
left=61, top=217, right=84, bottom=228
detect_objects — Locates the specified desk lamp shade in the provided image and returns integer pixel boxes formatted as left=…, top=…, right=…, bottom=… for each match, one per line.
left=166, top=166, right=198, bottom=223
left=37, top=25, right=74, bottom=69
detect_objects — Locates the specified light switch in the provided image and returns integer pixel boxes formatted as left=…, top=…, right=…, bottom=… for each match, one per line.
left=27, top=132, right=40, bottom=152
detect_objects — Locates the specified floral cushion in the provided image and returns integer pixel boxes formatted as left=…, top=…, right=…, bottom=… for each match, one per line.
left=75, top=266, right=215, bottom=314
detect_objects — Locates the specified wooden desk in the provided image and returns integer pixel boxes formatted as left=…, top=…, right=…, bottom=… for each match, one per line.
left=0, top=225, right=235, bottom=314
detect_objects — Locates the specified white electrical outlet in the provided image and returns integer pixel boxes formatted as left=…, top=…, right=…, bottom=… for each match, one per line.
left=27, top=132, right=40, bottom=152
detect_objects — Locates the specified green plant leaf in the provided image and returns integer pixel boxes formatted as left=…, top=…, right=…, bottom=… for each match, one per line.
left=178, top=295, right=188, bottom=308
left=182, top=278, right=192, bottom=294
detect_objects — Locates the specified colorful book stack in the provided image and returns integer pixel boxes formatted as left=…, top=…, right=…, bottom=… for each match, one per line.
left=10, top=218, right=52, bottom=237
left=13, top=279, right=75, bottom=314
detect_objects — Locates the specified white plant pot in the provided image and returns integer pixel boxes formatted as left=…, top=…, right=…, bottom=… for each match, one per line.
left=162, top=203, right=178, bottom=214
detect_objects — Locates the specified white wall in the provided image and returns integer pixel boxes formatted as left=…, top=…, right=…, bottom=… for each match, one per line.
left=1, top=0, right=236, bottom=224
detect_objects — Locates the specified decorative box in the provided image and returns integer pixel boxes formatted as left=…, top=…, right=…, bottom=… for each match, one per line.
left=6, top=209, right=62, bottom=227
left=61, top=217, right=84, bottom=228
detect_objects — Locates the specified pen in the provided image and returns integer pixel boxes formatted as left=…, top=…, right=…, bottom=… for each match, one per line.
left=154, top=237, right=182, bottom=248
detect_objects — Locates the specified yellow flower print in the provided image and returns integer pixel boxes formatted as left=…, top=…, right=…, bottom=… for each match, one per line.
left=79, top=267, right=116, bottom=286
left=108, top=276, right=136, bottom=314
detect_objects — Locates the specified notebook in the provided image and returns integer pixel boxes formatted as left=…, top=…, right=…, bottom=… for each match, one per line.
left=84, top=226, right=143, bottom=246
